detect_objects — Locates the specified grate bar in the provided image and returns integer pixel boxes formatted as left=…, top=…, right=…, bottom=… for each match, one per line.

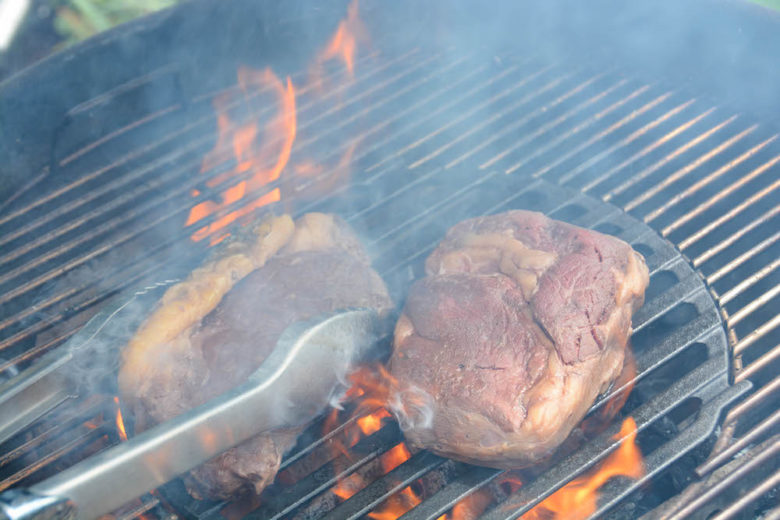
left=0, top=254, right=167, bottom=355
left=398, top=466, right=501, bottom=520
left=717, top=257, right=780, bottom=305
left=693, top=206, right=780, bottom=268
left=726, top=282, right=780, bottom=327
left=365, top=64, right=557, bottom=172
left=662, top=436, right=780, bottom=520
left=625, top=125, right=756, bottom=212
left=445, top=77, right=627, bottom=170
left=484, top=83, right=652, bottom=172
left=706, top=230, right=780, bottom=284
left=556, top=98, right=697, bottom=185
left=322, top=451, right=446, bottom=520
left=478, top=80, right=639, bottom=171
left=524, top=91, right=672, bottom=177
left=734, top=314, right=780, bottom=356
left=645, top=136, right=777, bottom=226
left=250, top=424, right=403, bottom=520
left=0, top=426, right=105, bottom=492
left=406, top=70, right=577, bottom=169
left=724, top=377, right=780, bottom=428
left=361, top=60, right=530, bottom=173
left=676, top=173, right=780, bottom=248
left=710, top=467, right=780, bottom=520
left=307, top=60, right=493, bottom=169
left=697, top=408, right=780, bottom=474
left=581, top=106, right=716, bottom=193
left=736, top=343, right=780, bottom=383
left=413, top=72, right=606, bottom=170
left=603, top=115, right=738, bottom=202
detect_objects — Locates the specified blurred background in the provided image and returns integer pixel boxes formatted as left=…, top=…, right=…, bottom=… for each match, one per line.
left=1, top=0, right=779, bottom=83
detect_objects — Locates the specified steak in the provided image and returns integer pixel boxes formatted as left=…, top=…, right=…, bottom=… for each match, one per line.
left=118, top=213, right=393, bottom=499
left=389, top=210, right=649, bottom=468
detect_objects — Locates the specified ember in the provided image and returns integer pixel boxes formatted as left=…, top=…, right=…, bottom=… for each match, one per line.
left=113, top=396, right=128, bottom=442
left=523, top=417, right=644, bottom=520
left=368, top=486, right=421, bottom=520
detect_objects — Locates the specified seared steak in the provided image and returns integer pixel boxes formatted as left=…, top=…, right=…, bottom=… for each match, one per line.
left=119, top=213, right=393, bottom=499
left=389, top=210, right=648, bottom=468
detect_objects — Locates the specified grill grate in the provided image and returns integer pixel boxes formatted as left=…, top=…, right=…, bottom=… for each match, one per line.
left=0, top=44, right=777, bottom=519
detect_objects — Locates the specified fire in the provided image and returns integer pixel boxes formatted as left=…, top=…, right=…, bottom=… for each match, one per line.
left=367, top=487, right=421, bottom=520
left=186, top=2, right=369, bottom=243
left=186, top=68, right=295, bottom=244
left=380, top=442, right=412, bottom=474
left=358, top=408, right=392, bottom=437
left=322, top=365, right=422, bottom=518
left=113, top=396, right=128, bottom=442
left=523, top=417, right=644, bottom=520
left=332, top=474, right=365, bottom=501
left=436, top=490, right=494, bottom=520
left=313, top=0, right=369, bottom=78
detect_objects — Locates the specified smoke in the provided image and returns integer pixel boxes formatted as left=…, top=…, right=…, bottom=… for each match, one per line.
left=1, top=0, right=778, bottom=506
left=388, top=383, right=435, bottom=432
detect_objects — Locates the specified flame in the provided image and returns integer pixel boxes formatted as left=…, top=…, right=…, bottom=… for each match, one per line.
left=357, top=408, right=392, bottom=437
left=523, top=417, right=644, bottom=520
left=367, top=486, right=422, bottom=520
left=332, top=474, right=366, bottom=501
left=436, top=490, right=493, bottom=520
left=380, top=442, right=412, bottom=474
left=113, top=396, right=128, bottom=442
left=185, top=1, right=369, bottom=241
left=501, top=474, right=524, bottom=494
left=324, top=365, right=417, bottom=517
left=313, top=0, right=369, bottom=79
left=186, top=68, right=296, bottom=244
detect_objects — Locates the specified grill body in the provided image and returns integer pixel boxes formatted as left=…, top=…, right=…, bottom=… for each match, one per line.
left=0, top=1, right=778, bottom=518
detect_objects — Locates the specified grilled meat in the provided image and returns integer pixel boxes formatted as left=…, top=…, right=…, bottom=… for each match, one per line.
left=118, top=213, right=393, bottom=499
left=389, top=210, right=648, bottom=468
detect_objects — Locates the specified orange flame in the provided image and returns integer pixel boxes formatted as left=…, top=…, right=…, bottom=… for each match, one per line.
left=186, top=68, right=296, bottom=244
left=523, top=417, right=644, bottom=520
left=358, top=408, right=392, bottom=437
left=113, top=396, right=128, bottom=442
left=332, top=474, right=366, bottom=501
left=185, top=1, right=370, bottom=242
left=436, top=490, right=494, bottom=520
left=380, top=442, right=412, bottom=474
left=313, top=0, right=369, bottom=78
left=324, top=364, right=415, bottom=514
left=368, top=486, right=422, bottom=520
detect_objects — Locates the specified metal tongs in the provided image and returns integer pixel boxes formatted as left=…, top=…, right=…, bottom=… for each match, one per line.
left=0, top=288, right=392, bottom=520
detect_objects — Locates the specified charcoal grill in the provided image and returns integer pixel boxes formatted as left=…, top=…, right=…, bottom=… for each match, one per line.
left=0, top=0, right=778, bottom=518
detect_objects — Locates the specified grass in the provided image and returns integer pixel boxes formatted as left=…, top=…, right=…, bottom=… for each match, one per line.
left=750, top=0, right=780, bottom=9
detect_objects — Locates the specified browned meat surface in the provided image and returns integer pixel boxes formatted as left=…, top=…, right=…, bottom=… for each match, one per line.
left=389, top=210, right=648, bottom=468
left=119, top=213, right=393, bottom=499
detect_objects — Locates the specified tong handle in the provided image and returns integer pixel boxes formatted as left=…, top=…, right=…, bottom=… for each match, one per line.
left=0, top=308, right=388, bottom=520
left=0, top=490, right=74, bottom=520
